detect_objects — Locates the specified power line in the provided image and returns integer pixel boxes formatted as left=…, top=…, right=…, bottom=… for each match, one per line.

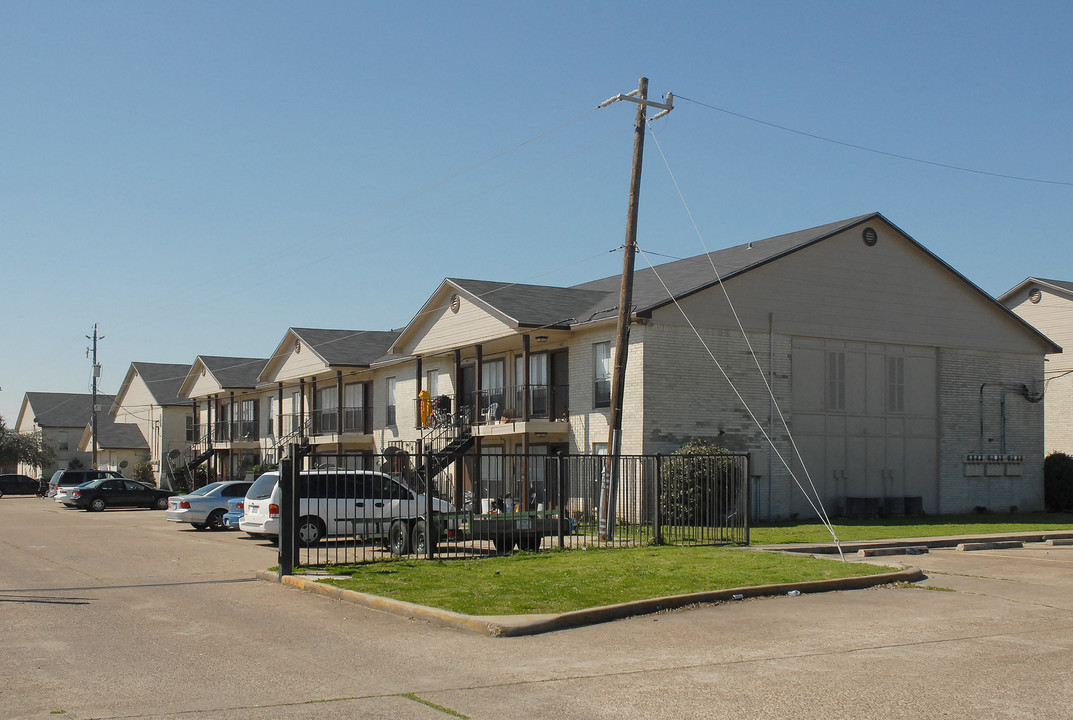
left=677, top=94, right=1073, bottom=187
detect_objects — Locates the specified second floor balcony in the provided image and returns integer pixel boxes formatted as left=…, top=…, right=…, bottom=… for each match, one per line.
left=414, top=384, right=569, bottom=433
left=207, top=420, right=259, bottom=445
left=309, top=406, right=375, bottom=437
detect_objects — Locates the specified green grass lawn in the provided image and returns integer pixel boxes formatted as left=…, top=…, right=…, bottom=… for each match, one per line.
left=750, top=512, right=1073, bottom=545
left=308, top=513, right=1073, bottom=616
left=317, top=545, right=892, bottom=616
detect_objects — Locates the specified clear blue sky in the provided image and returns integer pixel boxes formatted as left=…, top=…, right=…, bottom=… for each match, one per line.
left=3, top=1, right=1071, bottom=424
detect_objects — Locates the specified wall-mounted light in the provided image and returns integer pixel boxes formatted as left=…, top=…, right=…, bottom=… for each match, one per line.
left=535, top=335, right=548, bottom=343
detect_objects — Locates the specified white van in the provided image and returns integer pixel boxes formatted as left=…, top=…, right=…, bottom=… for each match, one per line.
left=240, top=469, right=453, bottom=554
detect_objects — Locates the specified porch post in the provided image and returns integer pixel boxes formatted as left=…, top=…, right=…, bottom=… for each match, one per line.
left=475, top=344, right=483, bottom=421
left=299, top=378, right=306, bottom=440
left=336, top=371, right=344, bottom=436
left=415, top=357, right=423, bottom=431
left=276, top=382, right=284, bottom=447
left=522, top=334, right=531, bottom=421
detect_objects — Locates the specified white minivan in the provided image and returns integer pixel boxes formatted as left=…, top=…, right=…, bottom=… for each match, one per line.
left=240, top=469, right=453, bottom=554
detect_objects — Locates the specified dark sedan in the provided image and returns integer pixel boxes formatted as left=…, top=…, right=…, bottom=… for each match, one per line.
left=0, top=473, right=41, bottom=498
left=66, top=478, right=175, bottom=511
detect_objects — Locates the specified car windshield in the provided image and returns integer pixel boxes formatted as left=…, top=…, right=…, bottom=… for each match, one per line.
left=246, top=473, right=277, bottom=500
left=188, top=482, right=223, bottom=497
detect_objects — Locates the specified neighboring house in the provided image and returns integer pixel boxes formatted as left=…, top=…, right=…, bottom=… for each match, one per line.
left=77, top=413, right=151, bottom=476
left=1000, top=278, right=1072, bottom=455
left=388, top=212, right=1057, bottom=519
left=14, top=392, right=117, bottom=478
left=110, top=362, right=193, bottom=486
left=176, top=355, right=269, bottom=481
left=257, top=328, right=403, bottom=462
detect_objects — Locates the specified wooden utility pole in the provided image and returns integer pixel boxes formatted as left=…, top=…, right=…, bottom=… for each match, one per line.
left=86, top=324, right=103, bottom=469
left=597, top=78, right=673, bottom=540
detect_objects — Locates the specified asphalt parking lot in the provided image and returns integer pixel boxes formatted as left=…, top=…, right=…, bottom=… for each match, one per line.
left=3, top=496, right=1073, bottom=719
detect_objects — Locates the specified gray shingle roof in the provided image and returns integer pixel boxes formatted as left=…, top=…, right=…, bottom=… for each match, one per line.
left=572, top=213, right=878, bottom=317
left=131, top=362, right=193, bottom=406
left=449, top=214, right=878, bottom=327
left=198, top=356, right=268, bottom=389
left=95, top=418, right=149, bottom=450
left=448, top=279, right=614, bottom=328
left=291, top=329, right=402, bottom=367
left=24, top=392, right=117, bottom=429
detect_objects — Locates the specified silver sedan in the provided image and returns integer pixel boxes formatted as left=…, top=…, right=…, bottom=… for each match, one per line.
left=164, top=481, right=252, bottom=530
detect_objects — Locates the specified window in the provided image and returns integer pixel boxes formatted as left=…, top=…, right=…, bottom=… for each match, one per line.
left=517, top=353, right=549, bottom=416
left=593, top=342, right=612, bottom=409
left=482, top=359, right=506, bottom=412
left=827, top=351, right=846, bottom=411
left=185, top=415, right=196, bottom=442
left=480, top=446, right=505, bottom=504
left=316, top=386, right=338, bottom=433
left=887, top=356, right=905, bottom=413
left=58, top=431, right=69, bottom=451
left=386, top=377, right=397, bottom=426
left=265, top=396, right=275, bottom=438
left=344, top=383, right=366, bottom=432
left=426, top=369, right=439, bottom=399
left=240, top=399, right=257, bottom=439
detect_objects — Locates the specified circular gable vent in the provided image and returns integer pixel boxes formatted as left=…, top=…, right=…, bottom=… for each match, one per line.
left=862, top=227, right=878, bottom=246
left=1029, top=288, right=1042, bottom=304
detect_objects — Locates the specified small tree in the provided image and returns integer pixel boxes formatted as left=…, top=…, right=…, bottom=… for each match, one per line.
left=1044, top=452, right=1073, bottom=512
left=0, top=416, right=56, bottom=474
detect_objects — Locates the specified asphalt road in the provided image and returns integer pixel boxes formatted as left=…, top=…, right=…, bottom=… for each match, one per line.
left=2, top=496, right=1073, bottom=719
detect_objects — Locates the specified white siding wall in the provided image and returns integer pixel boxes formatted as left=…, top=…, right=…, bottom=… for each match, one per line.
left=1005, top=286, right=1073, bottom=455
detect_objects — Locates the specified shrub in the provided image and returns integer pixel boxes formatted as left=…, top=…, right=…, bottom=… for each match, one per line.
left=660, top=440, right=743, bottom=527
left=131, top=461, right=155, bottom=484
left=1044, top=452, right=1073, bottom=512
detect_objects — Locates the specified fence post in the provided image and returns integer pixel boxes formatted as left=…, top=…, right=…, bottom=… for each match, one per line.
left=425, top=445, right=434, bottom=560
left=278, top=453, right=294, bottom=581
left=744, top=453, right=751, bottom=546
left=654, top=453, right=663, bottom=545
left=557, top=452, right=566, bottom=549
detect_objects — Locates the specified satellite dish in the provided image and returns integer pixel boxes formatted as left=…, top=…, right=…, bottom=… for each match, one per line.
left=167, top=449, right=181, bottom=460
left=119, top=460, right=129, bottom=469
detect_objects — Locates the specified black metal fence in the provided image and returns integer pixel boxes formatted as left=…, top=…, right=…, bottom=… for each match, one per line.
left=277, top=448, right=749, bottom=570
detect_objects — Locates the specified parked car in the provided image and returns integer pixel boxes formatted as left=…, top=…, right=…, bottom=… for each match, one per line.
left=0, top=473, right=41, bottom=498
left=222, top=496, right=244, bottom=529
left=165, top=481, right=253, bottom=530
left=239, top=469, right=453, bottom=552
left=48, top=469, right=124, bottom=503
left=64, top=478, right=174, bottom=511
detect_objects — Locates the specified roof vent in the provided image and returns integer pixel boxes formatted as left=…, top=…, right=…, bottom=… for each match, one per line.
left=862, top=227, right=878, bottom=246
left=1029, top=288, right=1042, bottom=304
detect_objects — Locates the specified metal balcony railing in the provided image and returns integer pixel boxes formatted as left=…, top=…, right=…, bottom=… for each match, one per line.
left=412, top=386, right=568, bottom=429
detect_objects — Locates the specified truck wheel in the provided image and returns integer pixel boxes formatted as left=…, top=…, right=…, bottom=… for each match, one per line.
left=411, top=520, right=437, bottom=556
left=491, top=534, right=514, bottom=554
left=389, top=520, right=411, bottom=556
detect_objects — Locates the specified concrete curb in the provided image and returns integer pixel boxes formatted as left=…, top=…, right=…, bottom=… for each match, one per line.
left=752, top=530, right=1073, bottom=556
left=257, top=566, right=924, bottom=637
left=956, top=540, right=1024, bottom=551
